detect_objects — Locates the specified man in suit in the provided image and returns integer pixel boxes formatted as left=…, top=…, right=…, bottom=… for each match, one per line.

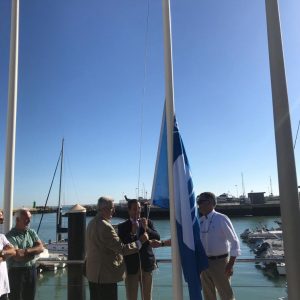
left=86, top=196, right=149, bottom=300
left=118, top=199, right=160, bottom=300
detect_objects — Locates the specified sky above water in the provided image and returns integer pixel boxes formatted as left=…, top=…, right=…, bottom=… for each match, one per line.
left=0, top=0, right=300, bottom=207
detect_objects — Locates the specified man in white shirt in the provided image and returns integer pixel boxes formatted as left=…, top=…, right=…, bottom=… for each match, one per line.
left=197, top=192, right=241, bottom=300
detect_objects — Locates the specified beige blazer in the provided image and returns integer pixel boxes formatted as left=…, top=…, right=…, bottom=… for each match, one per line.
left=86, top=214, right=139, bottom=284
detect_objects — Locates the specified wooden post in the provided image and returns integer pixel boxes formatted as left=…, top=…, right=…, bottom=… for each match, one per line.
left=68, top=204, right=86, bottom=300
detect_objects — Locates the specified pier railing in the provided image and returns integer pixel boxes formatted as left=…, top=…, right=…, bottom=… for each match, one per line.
left=37, top=257, right=286, bottom=264
left=35, top=258, right=287, bottom=300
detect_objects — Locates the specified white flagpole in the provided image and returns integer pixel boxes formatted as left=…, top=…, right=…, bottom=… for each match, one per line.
left=265, top=1, right=300, bottom=299
left=162, top=0, right=183, bottom=299
left=3, top=0, right=20, bottom=232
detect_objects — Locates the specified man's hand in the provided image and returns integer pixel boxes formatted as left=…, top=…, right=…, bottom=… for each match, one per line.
left=149, top=239, right=161, bottom=248
left=225, top=257, right=236, bottom=277
left=140, top=218, right=148, bottom=230
left=139, top=232, right=149, bottom=244
left=16, top=249, right=26, bottom=258
left=14, top=249, right=27, bottom=261
left=163, top=239, right=171, bottom=246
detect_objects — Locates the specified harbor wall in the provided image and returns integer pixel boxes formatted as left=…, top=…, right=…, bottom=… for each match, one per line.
left=85, top=203, right=281, bottom=218
left=23, top=202, right=282, bottom=218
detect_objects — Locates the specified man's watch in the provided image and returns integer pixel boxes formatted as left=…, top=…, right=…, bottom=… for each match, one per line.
left=161, top=241, right=165, bottom=247
left=0, top=250, right=5, bottom=258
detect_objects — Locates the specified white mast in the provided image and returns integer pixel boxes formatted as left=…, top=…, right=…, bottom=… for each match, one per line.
left=269, top=176, right=273, bottom=196
left=3, top=0, right=20, bottom=232
left=241, top=172, right=245, bottom=197
left=265, top=1, right=300, bottom=299
left=162, top=0, right=183, bottom=299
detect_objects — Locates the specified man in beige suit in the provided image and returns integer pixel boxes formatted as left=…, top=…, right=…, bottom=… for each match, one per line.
left=86, top=196, right=149, bottom=300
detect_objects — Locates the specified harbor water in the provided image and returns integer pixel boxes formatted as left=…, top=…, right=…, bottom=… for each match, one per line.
left=30, top=213, right=286, bottom=299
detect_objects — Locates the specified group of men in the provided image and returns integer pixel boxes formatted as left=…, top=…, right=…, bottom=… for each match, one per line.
left=0, top=209, right=44, bottom=300
left=0, top=190, right=241, bottom=300
left=86, top=192, right=241, bottom=300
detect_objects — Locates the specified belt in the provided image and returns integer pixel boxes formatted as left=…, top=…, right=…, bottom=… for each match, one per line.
left=208, top=253, right=228, bottom=260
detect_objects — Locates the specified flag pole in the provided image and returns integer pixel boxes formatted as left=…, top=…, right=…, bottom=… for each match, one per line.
left=162, top=0, right=183, bottom=299
left=265, top=1, right=300, bottom=299
left=3, top=0, right=20, bottom=232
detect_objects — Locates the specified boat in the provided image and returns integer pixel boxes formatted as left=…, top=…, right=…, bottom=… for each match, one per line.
left=46, top=240, right=68, bottom=256
left=37, top=249, right=67, bottom=272
left=240, top=222, right=282, bottom=245
left=254, top=239, right=285, bottom=275
left=242, top=222, right=286, bottom=276
left=245, top=229, right=282, bottom=244
left=276, top=262, right=286, bottom=275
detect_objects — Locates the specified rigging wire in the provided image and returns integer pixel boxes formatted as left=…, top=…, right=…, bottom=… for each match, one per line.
left=137, top=2, right=151, bottom=300
left=37, top=148, right=62, bottom=234
left=137, top=0, right=151, bottom=200
left=293, top=119, right=300, bottom=149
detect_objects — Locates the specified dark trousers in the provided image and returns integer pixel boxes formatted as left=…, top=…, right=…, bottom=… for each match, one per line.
left=88, top=281, right=117, bottom=300
left=8, top=267, right=37, bottom=300
left=0, top=294, right=8, bottom=300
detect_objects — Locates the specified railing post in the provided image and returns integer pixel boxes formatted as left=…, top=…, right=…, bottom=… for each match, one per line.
left=68, top=204, right=86, bottom=300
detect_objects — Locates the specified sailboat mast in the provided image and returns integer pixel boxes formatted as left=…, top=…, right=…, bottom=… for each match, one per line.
left=241, top=172, right=245, bottom=197
left=57, top=138, right=64, bottom=242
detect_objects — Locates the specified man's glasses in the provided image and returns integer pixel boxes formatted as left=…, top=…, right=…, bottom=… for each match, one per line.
left=197, top=199, right=210, bottom=205
left=106, top=206, right=115, bottom=211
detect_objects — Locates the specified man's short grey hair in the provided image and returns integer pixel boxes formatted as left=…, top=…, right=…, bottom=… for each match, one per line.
left=14, top=208, right=30, bottom=220
left=197, top=192, right=217, bottom=207
left=97, top=196, right=114, bottom=212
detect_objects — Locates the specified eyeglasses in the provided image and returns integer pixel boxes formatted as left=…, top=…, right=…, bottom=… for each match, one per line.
left=197, top=199, right=210, bottom=205
left=106, top=206, right=115, bottom=211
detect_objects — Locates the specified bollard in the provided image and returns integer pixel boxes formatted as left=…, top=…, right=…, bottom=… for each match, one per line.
left=68, top=204, right=86, bottom=300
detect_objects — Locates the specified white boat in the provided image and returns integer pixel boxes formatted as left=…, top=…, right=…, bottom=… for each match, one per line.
left=254, top=239, right=285, bottom=275
left=241, top=228, right=282, bottom=244
left=276, top=262, right=286, bottom=275
left=37, top=248, right=67, bottom=272
left=46, top=240, right=68, bottom=256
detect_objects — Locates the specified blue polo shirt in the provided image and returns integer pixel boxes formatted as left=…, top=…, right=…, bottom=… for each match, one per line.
left=6, top=227, right=40, bottom=268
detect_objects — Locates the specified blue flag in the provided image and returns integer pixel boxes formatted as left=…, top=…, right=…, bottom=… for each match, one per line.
left=151, top=108, right=208, bottom=300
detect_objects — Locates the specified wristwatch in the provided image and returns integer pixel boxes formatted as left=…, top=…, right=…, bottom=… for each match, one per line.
left=161, top=241, right=165, bottom=247
left=0, top=250, right=5, bottom=258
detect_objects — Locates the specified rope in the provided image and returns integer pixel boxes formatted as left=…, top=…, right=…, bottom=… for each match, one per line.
left=134, top=204, right=151, bottom=300
left=37, top=150, right=62, bottom=234
left=294, top=119, right=300, bottom=149
left=137, top=0, right=150, bottom=199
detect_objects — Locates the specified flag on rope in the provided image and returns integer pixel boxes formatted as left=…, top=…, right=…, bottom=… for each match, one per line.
left=151, top=108, right=208, bottom=300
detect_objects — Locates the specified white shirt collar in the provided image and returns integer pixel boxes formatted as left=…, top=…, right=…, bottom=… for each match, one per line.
left=130, top=218, right=139, bottom=224
left=203, top=209, right=215, bottom=220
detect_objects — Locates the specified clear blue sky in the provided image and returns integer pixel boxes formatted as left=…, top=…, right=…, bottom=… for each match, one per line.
left=0, top=0, right=299, bottom=207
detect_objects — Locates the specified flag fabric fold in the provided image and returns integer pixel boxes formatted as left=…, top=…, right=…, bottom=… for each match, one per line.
left=151, top=108, right=208, bottom=300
